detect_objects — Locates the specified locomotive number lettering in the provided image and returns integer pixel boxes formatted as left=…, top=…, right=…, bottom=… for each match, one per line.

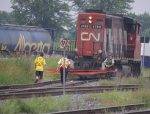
left=80, top=24, right=89, bottom=28
left=81, top=32, right=100, bottom=42
left=91, top=25, right=102, bottom=29
left=80, top=24, right=102, bottom=29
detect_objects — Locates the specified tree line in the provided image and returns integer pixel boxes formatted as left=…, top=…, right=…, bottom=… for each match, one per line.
left=0, top=0, right=150, bottom=39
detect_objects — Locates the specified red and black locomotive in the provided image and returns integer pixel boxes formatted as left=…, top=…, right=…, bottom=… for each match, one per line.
left=70, top=10, right=141, bottom=78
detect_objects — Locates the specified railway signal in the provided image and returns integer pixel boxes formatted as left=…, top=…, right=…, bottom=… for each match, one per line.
left=59, top=38, right=70, bottom=95
left=59, top=38, right=70, bottom=49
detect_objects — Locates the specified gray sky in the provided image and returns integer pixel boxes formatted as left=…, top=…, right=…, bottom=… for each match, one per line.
left=0, top=0, right=150, bottom=14
left=131, top=0, right=150, bottom=14
left=0, top=0, right=12, bottom=12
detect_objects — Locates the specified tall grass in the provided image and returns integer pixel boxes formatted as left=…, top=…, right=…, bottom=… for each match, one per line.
left=0, top=56, right=61, bottom=85
left=0, top=95, right=71, bottom=114
left=44, top=55, right=61, bottom=80
left=141, top=68, right=150, bottom=77
left=89, top=89, right=150, bottom=107
left=99, top=76, right=150, bottom=87
left=0, top=57, right=34, bottom=85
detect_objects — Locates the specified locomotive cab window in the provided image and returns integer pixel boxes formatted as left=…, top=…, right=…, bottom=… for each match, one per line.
left=124, top=23, right=136, bottom=33
left=124, top=17, right=136, bottom=33
left=105, top=18, right=112, bottom=28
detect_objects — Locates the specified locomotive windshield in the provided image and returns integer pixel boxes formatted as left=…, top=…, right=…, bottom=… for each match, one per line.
left=124, top=17, right=136, bottom=33
left=105, top=18, right=112, bottom=28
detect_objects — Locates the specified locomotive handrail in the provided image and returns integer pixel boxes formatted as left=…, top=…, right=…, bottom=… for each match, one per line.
left=47, top=67, right=116, bottom=76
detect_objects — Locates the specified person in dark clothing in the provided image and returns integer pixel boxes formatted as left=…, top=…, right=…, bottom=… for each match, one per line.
left=57, top=57, right=71, bottom=84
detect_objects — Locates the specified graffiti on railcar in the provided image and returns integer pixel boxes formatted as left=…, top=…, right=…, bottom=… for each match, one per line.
left=0, top=43, right=7, bottom=51
left=14, top=34, right=51, bottom=54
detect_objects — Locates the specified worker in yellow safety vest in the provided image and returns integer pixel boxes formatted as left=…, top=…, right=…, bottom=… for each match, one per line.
left=34, top=52, right=46, bottom=83
left=57, top=57, right=71, bottom=84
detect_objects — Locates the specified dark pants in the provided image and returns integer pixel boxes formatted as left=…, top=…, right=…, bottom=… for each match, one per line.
left=60, top=67, right=68, bottom=84
left=35, top=71, right=43, bottom=79
left=35, top=71, right=43, bottom=83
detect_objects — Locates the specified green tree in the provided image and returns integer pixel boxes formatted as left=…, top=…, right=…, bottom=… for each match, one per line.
left=11, top=0, right=73, bottom=32
left=128, top=12, right=150, bottom=38
left=71, top=0, right=134, bottom=14
left=144, top=28, right=150, bottom=37
left=0, top=11, right=16, bottom=24
left=138, top=13, right=150, bottom=33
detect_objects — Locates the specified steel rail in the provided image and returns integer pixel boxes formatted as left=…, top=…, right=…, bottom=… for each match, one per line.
left=0, top=80, right=60, bottom=90
left=0, top=80, right=87, bottom=93
left=0, top=84, right=141, bottom=94
left=0, top=84, right=141, bottom=100
left=124, top=109, right=150, bottom=114
left=51, top=103, right=145, bottom=114
left=0, top=79, right=95, bottom=91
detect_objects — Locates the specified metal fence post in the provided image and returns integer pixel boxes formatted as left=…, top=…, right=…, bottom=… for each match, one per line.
left=63, top=48, right=66, bottom=95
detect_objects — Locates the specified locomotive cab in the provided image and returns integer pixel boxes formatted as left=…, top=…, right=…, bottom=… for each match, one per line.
left=75, top=12, right=106, bottom=70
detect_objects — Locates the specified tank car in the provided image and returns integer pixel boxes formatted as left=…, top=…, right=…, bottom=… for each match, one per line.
left=70, top=10, right=141, bottom=78
left=0, top=24, right=55, bottom=56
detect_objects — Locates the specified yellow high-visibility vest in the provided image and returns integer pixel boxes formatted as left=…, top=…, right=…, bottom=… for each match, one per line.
left=34, top=56, right=46, bottom=71
left=58, top=57, right=71, bottom=68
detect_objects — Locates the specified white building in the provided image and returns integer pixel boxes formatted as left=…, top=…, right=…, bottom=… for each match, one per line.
left=141, top=42, right=150, bottom=67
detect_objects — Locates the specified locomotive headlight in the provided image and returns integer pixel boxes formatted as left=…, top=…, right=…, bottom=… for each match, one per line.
left=88, top=16, right=93, bottom=23
left=89, top=16, right=92, bottom=20
left=89, top=20, right=92, bottom=23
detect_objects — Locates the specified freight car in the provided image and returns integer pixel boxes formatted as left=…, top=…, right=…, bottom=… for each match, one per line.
left=0, top=24, right=55, bottom=56
left=70, top=10, right=141, bottom=78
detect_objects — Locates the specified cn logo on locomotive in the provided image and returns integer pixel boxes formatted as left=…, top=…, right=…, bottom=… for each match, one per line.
left=81, top=32, right=101, bottom=42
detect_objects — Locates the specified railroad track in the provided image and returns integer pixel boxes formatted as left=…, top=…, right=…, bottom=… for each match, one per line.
left=0, top=80, right=87, bottom=91
left=0, top=80, right=60, bottom=90
left=0, top=84, right=141, bottom=100
left=51, top=103, right=146, bottom=114
left=0, top=79, right=100, bottom=91
left=125, top=109, right=150, bottom=114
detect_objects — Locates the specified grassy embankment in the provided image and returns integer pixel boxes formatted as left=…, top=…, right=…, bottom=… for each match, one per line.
left=0, top=56, right=60, bottom=85
left=0, top=88, right=149, bottom=114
